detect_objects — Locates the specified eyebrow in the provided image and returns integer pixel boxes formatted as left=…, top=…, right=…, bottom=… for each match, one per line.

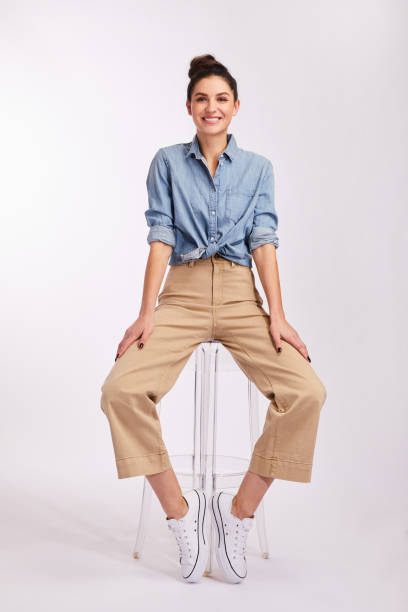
left=194, top=92, right=230, bottom=97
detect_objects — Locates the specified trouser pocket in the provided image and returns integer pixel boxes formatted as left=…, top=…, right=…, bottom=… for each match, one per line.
left=271, top=392, right=287, bottom=414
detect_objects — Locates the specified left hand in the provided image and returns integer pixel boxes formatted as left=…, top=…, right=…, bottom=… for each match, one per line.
left=269, top=313, right=311, bottom=362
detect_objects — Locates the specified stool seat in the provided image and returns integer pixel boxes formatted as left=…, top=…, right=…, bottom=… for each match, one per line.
left=133, top=341, right=270, bottom=571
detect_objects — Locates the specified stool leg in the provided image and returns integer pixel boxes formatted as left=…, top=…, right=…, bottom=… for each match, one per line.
left=209, top=342, right=220, bottom=575
left=248, top=381, right=270, bottom=559
left=200, top=344, right=210, bottom=494
left=200, top=343, right=210, bottom=575
left=207, top=341, right=221, bottom=576
left=133, top=477, right=153, bottom=558
left=133, top=400, right=162, bottom=559
left=193, top=346, right=202, bottom=490
left=200, top=342, right=220, bottom=577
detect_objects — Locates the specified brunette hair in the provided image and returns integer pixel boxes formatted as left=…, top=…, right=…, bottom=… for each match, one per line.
left=187, top=54, right=238, bottom=103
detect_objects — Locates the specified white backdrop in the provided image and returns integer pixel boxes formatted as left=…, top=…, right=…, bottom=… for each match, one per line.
left=1, top=1, right=407, bottom=610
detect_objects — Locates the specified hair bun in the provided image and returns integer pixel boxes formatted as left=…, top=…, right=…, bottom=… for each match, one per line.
left=186, top=54, right=238, bottom=103
left=188, top=54, right=218, bottom=79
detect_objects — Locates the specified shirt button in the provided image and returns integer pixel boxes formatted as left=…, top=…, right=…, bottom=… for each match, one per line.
left=211, top=211, right=215, bottom=215
left=210, top=237, right=215, bottom=241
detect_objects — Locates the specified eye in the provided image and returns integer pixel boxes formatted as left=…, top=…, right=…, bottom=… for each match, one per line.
left=196, top=97, right=229, bottom=102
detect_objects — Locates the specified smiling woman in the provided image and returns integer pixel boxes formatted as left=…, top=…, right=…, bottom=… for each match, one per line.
left=100, top=52, right=327, bottom=585
left=187, top=54, right=239, bottom=138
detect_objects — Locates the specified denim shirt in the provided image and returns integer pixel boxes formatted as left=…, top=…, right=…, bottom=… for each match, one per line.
left=144, top=132, right=279, bottom=268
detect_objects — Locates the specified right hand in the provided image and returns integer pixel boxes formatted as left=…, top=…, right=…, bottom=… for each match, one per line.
left=115, top=313, right=155, bottom=361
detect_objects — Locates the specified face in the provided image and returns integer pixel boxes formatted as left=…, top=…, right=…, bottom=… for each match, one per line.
left=186, top=75, right=239, bottom=136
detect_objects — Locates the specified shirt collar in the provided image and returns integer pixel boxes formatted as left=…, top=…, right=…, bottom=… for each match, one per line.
left=185, top=132, right=238, bottom=161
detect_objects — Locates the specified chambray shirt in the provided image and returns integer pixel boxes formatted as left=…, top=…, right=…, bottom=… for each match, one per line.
left=144, top=132, right=279, bottom=268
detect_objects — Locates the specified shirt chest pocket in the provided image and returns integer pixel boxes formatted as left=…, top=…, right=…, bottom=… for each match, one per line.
left=225, top=189, right=255, bottom=223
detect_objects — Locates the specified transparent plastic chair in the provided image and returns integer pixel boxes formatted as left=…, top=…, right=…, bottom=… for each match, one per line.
left=133, top=340, right=270, bottom=575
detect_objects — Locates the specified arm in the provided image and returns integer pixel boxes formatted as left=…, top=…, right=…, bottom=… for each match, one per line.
left=250, top=160, right=283, bottom=316
left=252, top=244, right=284, bottom=318
left=115, top=149, right=176, bottom=360
left=253, top=245, right=310, bottom=362
left=139, top=242, right=173, bottom=317
left=115, top=242, right=172, bottom=360
left=144, top=148, right=176, bottom=249
left=141, top=146, right=176, bottom=315
left=250, top=161, right=310, bottom=362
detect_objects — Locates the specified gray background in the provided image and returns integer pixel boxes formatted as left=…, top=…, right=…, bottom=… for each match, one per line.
left=1, top=0, right=407, bottom=610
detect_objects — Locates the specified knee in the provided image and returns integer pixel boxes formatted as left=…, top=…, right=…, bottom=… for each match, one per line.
left=100, top=378, right=125, bottom=414
left=305, top=378, right=327, bottom=410
left=100, top=378, right=155, bottom=414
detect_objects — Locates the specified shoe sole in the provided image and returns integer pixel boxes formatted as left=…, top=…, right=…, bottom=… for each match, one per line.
left=183, top=489, right=209, bottom=583
left=211, top=492, right=246, bottom=584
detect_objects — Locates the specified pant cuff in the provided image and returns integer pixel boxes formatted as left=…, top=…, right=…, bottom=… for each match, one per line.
left=248, top=453, right=313, bottom=483
left=116, top=450, right=172, bottom=479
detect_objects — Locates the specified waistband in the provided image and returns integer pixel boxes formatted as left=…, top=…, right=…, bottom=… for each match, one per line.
left=187, top=253, right=236, bottom=268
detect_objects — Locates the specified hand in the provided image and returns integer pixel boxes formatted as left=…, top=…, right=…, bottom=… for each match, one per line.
left=269, top=313, right=311, bottom=362
left=115, top=313, right=155, bottom=361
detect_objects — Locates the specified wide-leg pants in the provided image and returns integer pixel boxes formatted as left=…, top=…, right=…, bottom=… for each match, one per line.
left=100, top=253, right=327, bottom=483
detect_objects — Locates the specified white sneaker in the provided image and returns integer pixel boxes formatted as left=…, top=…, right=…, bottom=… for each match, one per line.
left=211, top=490, right=254, bottom=583
left=166, top=488, right=209, bottom=582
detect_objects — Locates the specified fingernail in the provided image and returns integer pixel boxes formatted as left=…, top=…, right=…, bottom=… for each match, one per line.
left=115, top=353, right=119, bottom=361
left=307, top=356, right=311, bottom=362
left=139, top=343, right=144, bottom=349
left=277, top=347, right=282, bottom=353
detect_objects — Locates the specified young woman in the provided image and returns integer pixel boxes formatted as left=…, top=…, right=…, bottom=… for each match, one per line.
left=100, top=54, right=327, bottom=584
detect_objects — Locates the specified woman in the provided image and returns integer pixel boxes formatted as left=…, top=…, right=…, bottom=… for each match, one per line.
left=100, top=54, right=327, bottom=584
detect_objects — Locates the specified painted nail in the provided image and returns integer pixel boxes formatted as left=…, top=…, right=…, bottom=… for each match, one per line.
left=277, top=347, right=282, bottom=353
left=307, top=356, right=311, bottom=362
left=115, top=353, right=119, bottom=361
left=139, top=343, right=144, bottom=349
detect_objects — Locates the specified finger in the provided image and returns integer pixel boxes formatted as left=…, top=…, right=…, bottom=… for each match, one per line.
left=116, top=337, right=137, bottom=360
left=270, top=330, right=282, bottom=353
left=299, top=341, right=311, bottom=362
left=115, top=342, right=124, bottom=360
left=134, top=331, right=144, bottom=349
left=137, top=333, right=148, bottom=349
left=286, top=329, right=310, bottom=362
left=115, top=344, right=122, bottom=361
left=295, top=340, right=310, bottom=362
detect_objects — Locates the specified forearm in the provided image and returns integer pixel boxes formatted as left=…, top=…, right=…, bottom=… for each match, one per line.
left=252, top=244, right=285, bottom=318
left=139, top=241, right=173, bottom=316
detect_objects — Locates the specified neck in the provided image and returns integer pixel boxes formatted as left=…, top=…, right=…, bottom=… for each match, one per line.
left=196, top=131, right=228, bottom=163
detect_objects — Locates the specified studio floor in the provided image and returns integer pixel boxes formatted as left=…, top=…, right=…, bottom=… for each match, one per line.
left=1, top=473, right=406, bottom=612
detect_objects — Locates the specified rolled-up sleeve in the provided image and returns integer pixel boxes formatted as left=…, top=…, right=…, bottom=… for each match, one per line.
left=144, top=148, right=176, bottom=248
left=248, top=160, right=279, bottom=251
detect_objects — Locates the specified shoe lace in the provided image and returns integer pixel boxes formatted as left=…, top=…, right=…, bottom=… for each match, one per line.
left=168, top=519, right=198, bottom=564
left=226, top=519, right=252, bottom=560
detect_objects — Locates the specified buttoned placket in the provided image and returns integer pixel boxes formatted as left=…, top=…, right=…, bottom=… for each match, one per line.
left=195, top=152, right=225, bottom=256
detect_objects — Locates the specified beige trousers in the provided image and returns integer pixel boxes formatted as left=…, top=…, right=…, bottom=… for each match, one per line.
left=100, top=254, right=327, bottom=483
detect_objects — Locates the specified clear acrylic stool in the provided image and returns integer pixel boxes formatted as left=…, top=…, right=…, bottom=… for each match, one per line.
left=133, top=340, right=270, bottom=575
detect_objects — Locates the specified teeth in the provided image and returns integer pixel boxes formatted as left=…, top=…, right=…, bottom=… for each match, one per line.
left=203, top=117, right=221, bottom=122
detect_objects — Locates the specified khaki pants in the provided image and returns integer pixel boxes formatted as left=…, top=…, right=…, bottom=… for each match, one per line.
left=100, top=254, right=327, bottom=483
